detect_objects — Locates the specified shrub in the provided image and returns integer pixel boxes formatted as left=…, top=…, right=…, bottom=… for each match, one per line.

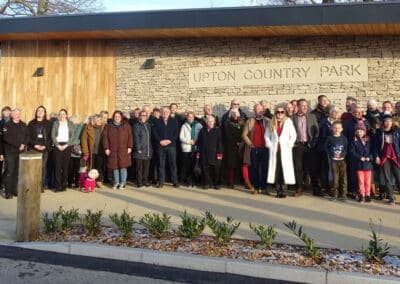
left=362, top=219, right=390, bottom=264
left=249, top=223, right=277, bottom=248
left=205, top=211, right=241, bottom=244
left=139, top=212, right=171, bottom=238
left=178, top=210, right=206, bottom=238
left=284, top=220, right=321, bottom=261
left=41, top=206, right=79, bottom=233
left=41, top=207, right=63, bottom=233
left=61, top=208, right=80, bottom=231
left=81, top=209, right=103, bottom=236
left=109, top=210, right=136, bottom=239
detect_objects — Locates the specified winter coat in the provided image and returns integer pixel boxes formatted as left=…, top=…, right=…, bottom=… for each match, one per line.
left=242, top=117, right=269, bottom=165
left=27, top=119, right=52, bottom=152
left=133, top=120, right=153, bottom=160
left=311, top=104, right=329, bottom=123
left=81, top=123, right=105, bottom=169
left=264, top=119, right=297, bottom=185
left=152, top=117, right=179, bottom=147
left=349, top=137, right=373, bottom=171
left=197, top=127, right=223, bottom=166
left=70, top=123, right=84, bottom=158
left=223, top=117, right=245, bottom=168
left=373, top=126, right=400, bottom=161
left=179, top=121, right=202, bottom=153
left=102, top=120, right=133, bottom=170
left=51, top=120, right=75, bottom=146
left=292, top=113, right=319, bottom=149
left=317, top=117, right=334, bottom=152
left=2, top=120, right=28, bottom=154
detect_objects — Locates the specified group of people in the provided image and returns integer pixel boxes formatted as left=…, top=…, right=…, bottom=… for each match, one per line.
left=0, top=95, right=399, bottom=206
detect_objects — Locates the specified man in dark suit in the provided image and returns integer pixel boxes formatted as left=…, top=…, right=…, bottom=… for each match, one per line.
left=292, top=99, right=320, bottom=197
left=152, top=107, right=179, bottom=188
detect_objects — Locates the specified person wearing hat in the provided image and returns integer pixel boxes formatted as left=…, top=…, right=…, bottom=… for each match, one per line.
left=374, top=112, right=399, bottom=205
left=350, top=121, right=373, bottom=203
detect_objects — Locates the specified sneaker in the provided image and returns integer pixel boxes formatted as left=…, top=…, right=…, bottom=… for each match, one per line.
left=388, top=199, right=395, bottom=206
left=120, top=184, right=126, bottom=190
left=358, top=195, right=365, bottom=203
left=112, top=184, right=120, bottom=190
left=365, top=196, right=372, bottom=203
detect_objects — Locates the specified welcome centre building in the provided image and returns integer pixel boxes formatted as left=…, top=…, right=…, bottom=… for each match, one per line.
left=0, top=2, right=400, bottom=119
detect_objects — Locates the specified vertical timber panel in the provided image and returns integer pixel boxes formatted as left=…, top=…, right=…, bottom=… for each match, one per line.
left=0, top=40, right=116, bottom=120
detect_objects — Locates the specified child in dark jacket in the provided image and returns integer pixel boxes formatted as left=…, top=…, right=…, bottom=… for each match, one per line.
left=324, top=121, right=348, bottom=201
left=350, top=122, right=373, bottom=203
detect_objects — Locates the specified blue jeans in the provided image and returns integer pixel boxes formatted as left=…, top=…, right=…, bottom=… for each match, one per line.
left=158, top=145, right=178, bottom=183
left=250, top=147, right=268, bottom=190
left=113, top=168, right=127, bottom=185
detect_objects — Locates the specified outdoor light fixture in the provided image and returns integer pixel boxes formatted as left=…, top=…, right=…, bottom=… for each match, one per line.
left=33, top=67, right=44, bottom=77
left=142, top=58, right=155, bottom=69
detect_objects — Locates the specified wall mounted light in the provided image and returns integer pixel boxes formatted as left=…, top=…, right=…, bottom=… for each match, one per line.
left=33, top=67, right=44, bottom=77
left=142, top=58, right=155, bottom=69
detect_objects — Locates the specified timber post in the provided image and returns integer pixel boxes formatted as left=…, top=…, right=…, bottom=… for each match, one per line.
left=16, top=151, right=42, bottom=242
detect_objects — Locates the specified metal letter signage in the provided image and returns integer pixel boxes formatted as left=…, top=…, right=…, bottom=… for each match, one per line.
left=189, top=59, right=368, bottom=88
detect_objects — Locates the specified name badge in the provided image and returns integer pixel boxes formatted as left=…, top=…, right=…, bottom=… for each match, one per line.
left=38, top=134, right=43, bottom=138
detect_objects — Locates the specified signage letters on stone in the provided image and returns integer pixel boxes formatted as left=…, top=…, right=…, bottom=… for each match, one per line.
left=189, top=59, right=368, bottom=88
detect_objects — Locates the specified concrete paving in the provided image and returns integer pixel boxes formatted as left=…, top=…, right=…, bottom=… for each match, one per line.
left=0, top=183, right=399, bottom=254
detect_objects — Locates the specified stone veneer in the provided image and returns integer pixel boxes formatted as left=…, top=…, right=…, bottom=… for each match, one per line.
left=116, top=36, right=400, bottom=117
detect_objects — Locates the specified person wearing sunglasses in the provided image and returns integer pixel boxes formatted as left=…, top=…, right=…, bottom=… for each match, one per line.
left=264, top=106, right=297, bottom=198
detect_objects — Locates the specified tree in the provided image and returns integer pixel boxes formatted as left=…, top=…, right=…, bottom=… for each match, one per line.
left=0, top=0, right=103, bottom=16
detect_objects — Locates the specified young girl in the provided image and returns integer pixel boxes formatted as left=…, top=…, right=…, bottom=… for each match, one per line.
left=350, top=122, right=373, bottom=203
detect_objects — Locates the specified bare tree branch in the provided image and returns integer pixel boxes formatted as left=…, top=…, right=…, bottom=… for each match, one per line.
left=0, top=0, right=103, bottom=16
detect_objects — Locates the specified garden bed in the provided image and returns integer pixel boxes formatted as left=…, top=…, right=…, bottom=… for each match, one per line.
left=37, top=225, right=400, bottom=278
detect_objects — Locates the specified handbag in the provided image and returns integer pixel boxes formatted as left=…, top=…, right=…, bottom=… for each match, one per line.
left=194, top=158, right=202, bottom=178
left=71, top=144, right=82, bottom=156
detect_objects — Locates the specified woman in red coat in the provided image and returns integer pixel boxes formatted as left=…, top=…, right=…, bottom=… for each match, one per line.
left=102, top=111, right=133, bottom=189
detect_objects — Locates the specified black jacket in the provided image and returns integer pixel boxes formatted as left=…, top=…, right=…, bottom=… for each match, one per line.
left=2, top=120, right=28, bottom=154
left=27, top=119, right=52, bottom=151
left=197, top=127, right=223, bottom=166
left=152, top=117, right=179, bottom=147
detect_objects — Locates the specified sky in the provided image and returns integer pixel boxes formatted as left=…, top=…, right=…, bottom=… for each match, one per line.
left=102, top=0, right=252, bottom=12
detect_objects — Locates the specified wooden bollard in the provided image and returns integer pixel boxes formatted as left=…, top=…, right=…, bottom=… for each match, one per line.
left=16, top=151, right=42, bottom=242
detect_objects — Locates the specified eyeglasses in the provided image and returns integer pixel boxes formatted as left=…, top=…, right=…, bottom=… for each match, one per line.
left=275, top=111, right=285, bottom=114
left=232, top=103, right=239, bottom=106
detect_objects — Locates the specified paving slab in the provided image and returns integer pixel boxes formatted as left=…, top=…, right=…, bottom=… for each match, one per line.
left=0, top=183, right=399, bottom=256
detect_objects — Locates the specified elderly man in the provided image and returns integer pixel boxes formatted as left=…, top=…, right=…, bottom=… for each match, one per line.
left=242, top=103, right=269, bottom=194
left=292, top=99, right=320, bottom=197
left=152, top=107, right=179, bottom=188
left=2, top=109, right=28, bottom=199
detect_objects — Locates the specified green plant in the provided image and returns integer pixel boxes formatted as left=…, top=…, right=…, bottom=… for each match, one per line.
left=139, top=212, right=171, bottom=238
left=41, top=207, right=63, bottom=233
left=205, top=211, right=241, bottom=244
left=284, top=220, right=321, bottom=261
left=81, top=209, right=103, bottom=236
left=362, top=219, right=390, bottom=264
left=178, top=210, right=206, bottom=238
left=249, top=223, right=277, bottom=248
left=109, top=210, right=136, bottom=239
left=61, top=208, right=80, bottom=231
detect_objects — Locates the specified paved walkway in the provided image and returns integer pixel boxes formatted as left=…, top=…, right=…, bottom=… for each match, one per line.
left=0, top=184, right=399, bottom=254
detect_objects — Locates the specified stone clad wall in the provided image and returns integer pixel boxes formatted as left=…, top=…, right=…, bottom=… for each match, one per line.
left=116, top=36, right=400, bottom=117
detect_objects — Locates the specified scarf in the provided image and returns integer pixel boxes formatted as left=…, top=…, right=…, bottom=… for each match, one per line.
left=112, top=121, right=121, bottom=127
left=190, top=120, right=198, bottom=156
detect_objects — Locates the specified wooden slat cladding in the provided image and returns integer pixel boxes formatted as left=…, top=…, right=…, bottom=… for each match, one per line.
left=0, top=40, right=116, bottom=122
left=1, top=24, right=400, bottom=41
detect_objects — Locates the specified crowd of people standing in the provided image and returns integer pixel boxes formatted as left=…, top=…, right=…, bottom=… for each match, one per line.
left=0, top=96, right=399, bottom=206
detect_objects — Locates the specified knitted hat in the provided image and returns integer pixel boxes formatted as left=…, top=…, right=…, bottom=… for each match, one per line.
left=382, top=111, right=393, bottom=121
left=355, top=121, right=366, bottom=132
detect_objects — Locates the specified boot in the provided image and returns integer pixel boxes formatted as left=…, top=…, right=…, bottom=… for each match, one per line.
left=370, top=184, right=377, bottom=199
left=245, top=179, right=256, bottom=194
